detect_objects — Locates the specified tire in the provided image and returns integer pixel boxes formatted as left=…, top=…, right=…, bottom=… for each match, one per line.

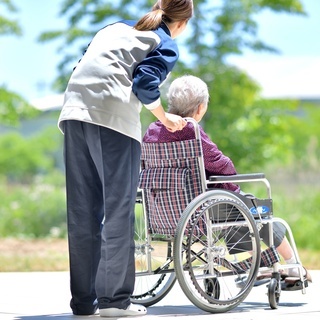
left=268, top=278, right=280, bottom=309
left=173, top=190, right=261, bottom=313
left=131, top=200, right=176, bottom=306
left=132, top=266, right=176, bottom=307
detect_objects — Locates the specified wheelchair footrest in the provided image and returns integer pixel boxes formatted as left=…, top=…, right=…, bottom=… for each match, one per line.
left=281, top=277, right=309, bottom=291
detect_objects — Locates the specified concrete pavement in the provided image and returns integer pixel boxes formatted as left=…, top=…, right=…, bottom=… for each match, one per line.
left=0, top=270, right=319, bottom=320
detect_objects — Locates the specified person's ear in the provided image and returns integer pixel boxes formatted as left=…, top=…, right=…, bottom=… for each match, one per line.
left=197, top=103, right=204, bottom=115
left=177, top=19, right=188, bottom=28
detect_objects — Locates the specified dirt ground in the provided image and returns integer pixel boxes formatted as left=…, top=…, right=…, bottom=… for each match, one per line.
left=0, top=238, right=69, bottom=272
left=0, top=237, right=318, bottom=272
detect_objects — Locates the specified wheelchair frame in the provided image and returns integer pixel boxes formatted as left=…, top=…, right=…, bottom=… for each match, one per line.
left=132, top=118, right=307, bottom=312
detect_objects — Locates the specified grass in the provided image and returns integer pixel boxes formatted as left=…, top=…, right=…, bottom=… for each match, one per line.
left=0, top=237, right=319, bottom=272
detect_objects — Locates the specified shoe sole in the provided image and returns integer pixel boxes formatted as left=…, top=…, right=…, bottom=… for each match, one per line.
left=99, top=306, right=147, bottom=317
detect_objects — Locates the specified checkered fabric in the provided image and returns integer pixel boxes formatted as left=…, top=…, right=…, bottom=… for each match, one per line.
left=139, top=139, right=204, bottom=235
left=231, top=245, right=280, bottom=273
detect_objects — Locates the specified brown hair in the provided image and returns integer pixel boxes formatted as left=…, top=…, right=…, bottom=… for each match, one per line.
left=135, top=0, right=193, bottom=31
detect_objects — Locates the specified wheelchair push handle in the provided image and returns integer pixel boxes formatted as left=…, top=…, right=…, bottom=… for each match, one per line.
left=184, top=117, right=202, bottom=140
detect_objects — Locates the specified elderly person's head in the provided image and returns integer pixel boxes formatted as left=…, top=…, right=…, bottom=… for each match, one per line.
left=167, top=75, right=209, bottom=122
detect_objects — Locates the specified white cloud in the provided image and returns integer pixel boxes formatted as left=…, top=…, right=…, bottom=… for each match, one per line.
left=31, top=94, right=64, bottom=111
left=228, top=55, right=320, bottom=99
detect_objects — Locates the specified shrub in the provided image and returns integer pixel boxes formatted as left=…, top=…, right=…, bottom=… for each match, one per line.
left=0, top=127, right=62, bottom=182
left=0, top=172, right=67, bottom=238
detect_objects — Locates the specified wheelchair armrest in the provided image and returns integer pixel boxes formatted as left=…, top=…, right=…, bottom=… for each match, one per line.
left=209, top=173, right=265, bottom=183
left=209, top=173, right=272, bottom=199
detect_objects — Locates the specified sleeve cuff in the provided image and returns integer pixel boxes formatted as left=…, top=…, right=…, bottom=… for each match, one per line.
left=144, top=98, right=161, bottom=110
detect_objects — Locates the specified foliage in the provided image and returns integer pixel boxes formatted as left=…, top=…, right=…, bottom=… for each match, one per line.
left=189, top=0, right=304, bottom=63
left=0, top=0, right=22, bottom=35
left=0, top=1, right=40, bottom=125
left=0, top=172, right=67, bottom=238
left=287, top=102, right=320, bottom=169
left=227, top=99, right=299, bottom=171
left=270, top=172, right=320, bottom=252
left=37, top=0, right=305, bottom=92
left=0, top=119, right=66, bottom=238
left=0, top=86, right=40, bottom=125
left=0, top=126, right=62, bottom=182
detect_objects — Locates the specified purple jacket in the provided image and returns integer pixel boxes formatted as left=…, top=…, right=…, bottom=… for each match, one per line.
left=143, top=121, right=240, bottom=192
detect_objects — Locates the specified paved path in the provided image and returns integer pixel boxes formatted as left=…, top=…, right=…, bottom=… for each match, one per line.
left=1, top=271, right=319, bottom=319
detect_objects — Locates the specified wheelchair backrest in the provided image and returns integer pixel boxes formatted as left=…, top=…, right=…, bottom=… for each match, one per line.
left=139, top=118, right=207, bottom=235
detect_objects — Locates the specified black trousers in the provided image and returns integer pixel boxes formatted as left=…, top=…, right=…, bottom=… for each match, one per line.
left=63, top=120, right=141, bottom=314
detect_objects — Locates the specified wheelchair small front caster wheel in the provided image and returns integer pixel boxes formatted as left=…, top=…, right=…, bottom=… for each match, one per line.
left=204, top=276, right=220, bottom=299
left=268, top=278, right=280, bottom=309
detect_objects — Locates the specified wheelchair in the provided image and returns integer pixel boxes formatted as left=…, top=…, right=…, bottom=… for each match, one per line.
left=131, top=118, right=307, bottom=313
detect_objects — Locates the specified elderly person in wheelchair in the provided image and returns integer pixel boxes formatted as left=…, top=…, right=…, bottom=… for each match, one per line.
left=142, top=74, right=311, bottom=284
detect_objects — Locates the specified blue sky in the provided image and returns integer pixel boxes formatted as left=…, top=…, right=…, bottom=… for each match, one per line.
left=0, top=0, right=319, bottom=107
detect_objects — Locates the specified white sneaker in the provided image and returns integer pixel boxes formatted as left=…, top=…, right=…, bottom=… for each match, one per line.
left=99, top=303, right=147, bottom=317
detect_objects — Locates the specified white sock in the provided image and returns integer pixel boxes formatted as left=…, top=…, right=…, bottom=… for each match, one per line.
left=285, top=257, right=299, bottom=277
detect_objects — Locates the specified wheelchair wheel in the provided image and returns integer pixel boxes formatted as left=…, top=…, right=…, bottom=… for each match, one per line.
left=131, top=200, right=176, bottom=307
left=268, top=278, right=280, bottom=309
left=132, top=236, right=176, bottom=307
left=173, top=190, right=261, bottom=313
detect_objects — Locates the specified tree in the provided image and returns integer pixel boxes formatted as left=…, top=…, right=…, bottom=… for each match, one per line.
left=38, top=0, right=306, bottom=171
left=0, top=0, right=22, bottom=36
left=188, top=0, right=304, bottom=63
left=0, top=0, right=38, bottom=125
left=38, top=0, right=305, bottom=90
left=0, top=86, right=39, bottom=126
left=0, top=127, right=61, bottom=182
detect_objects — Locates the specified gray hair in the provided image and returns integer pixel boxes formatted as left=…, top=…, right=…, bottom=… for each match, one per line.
left=167, top=75, right=209, bottom=117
